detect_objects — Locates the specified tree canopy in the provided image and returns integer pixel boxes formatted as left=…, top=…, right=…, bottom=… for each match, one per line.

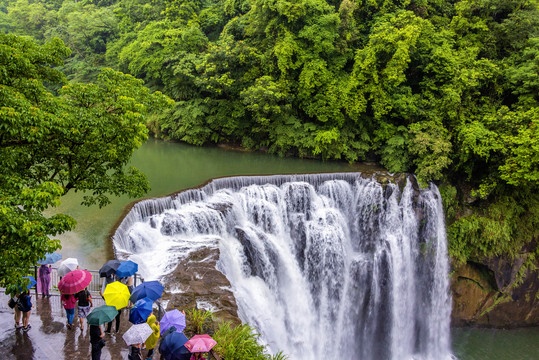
left=0, top=0, right=537, bottom=267
left=0, top=33, right=172, bottom=292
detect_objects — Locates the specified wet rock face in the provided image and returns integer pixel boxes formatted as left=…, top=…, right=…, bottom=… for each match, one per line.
left=160, top=247, right=240, bottom=326
left=158, top=237, right=538, bottom=330
left=451, top=259, right=539, bottom=328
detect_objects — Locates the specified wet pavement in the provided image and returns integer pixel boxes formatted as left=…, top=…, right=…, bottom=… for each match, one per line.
left=0, top=291, right=154, bottom=359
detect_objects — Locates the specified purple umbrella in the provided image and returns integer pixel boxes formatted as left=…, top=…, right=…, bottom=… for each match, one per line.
left=160, top=309, right=186, bottom=335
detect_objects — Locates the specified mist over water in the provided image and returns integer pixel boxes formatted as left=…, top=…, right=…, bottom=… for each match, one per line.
left=113, top=173, right=453, bottom=360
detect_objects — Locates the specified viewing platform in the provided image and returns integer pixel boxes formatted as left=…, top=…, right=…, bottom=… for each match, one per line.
left=0, top=291, right=132, bottom=359
left=1, top=267, right=145, bottom=359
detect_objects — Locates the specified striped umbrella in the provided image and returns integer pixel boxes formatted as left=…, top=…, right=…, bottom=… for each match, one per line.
left=58, top=269, right=92, bottom=294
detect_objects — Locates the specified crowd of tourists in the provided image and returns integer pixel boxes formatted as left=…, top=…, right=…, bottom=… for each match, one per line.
left=7, top=254, right=217, bottom=360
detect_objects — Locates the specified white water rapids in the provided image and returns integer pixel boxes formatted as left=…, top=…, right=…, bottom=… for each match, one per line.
left=113, top=173, right=453, bottom=359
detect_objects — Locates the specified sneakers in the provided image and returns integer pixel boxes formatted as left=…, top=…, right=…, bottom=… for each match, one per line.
left=23, top=324, right=31, bottom=332
left=14, top=322, right=23, bottom=329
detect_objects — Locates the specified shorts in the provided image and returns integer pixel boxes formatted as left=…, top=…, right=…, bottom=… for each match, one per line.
left=78, top=305, right=91, bottom=318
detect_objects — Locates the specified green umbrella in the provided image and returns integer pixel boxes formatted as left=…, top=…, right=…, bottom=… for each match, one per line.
left=87, top=305, right=119, bottom=325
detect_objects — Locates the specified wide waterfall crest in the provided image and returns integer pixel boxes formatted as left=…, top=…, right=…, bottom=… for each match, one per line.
left=113, top=173, right=453, bottom=360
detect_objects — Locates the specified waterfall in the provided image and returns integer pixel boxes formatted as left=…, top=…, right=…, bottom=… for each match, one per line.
left=113, top=173, right=453, bottom=359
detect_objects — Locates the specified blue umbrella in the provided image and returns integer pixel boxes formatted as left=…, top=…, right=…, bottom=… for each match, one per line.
left=130, top=281, right=164, bottom=302
left=160, top=309, right=186, bottom=335
left=129, top=297, right=154, bottom=324
left=22, top=276, right=37, bottom=290
left=159, top=331, right=190, bottom=360
left=37, top=252, right=62, bottom=265
left=115, top=260, right=138, bottom=278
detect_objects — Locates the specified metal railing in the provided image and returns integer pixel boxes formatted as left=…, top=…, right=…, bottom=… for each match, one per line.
left=32, top=266, right=142, bottom=296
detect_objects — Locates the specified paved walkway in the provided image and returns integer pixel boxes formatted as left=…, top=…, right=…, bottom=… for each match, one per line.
left=0, top=291, right=150, bottom=359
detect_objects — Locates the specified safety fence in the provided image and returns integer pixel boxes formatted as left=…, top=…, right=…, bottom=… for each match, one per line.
left=30, top=266, right=143, bottom=296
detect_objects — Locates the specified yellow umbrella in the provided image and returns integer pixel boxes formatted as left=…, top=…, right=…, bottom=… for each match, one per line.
left=103, top=281, right=130, bottom=310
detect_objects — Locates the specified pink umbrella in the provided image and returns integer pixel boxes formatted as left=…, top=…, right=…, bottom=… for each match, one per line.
left=184, top=334, right=217, bottom=353
left=58, top=269, right=92, bottom=294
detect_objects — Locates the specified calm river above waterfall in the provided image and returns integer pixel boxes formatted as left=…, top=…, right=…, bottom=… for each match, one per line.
left=50, top=138, right=538, bottom=359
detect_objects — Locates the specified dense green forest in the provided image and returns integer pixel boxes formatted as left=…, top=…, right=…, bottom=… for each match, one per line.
left=1, top=0, right=537, bottom=273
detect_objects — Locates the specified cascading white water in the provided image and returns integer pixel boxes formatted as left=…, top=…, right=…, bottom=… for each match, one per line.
left=113, top=173, right=453, bottom=360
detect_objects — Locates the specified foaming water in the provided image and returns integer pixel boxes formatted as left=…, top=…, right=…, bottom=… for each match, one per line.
left=113, top=173, right=453, bottom=359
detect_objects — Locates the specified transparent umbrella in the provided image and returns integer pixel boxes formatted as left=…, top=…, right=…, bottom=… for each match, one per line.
left=57, top=258, right=79, bottom=277
left=122, top=323, right=153, bottom=345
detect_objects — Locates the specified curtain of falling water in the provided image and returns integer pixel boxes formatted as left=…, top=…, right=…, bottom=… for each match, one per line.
left=113, top=174, right=453, bottom=360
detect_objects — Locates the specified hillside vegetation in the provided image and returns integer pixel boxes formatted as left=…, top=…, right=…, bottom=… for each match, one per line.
left=1, top=0, right=537, bottom=268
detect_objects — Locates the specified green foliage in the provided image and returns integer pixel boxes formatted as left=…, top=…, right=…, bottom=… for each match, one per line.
left=0, top=34, right=172, bottom=291
left=213, top=321, right=287, bottom=360
left=409, top=121, right=452, bottom=185
left=447, top=190, right=539, bottom=264
left=185, top=308, right=214, bottom=334
left=46, top=1, right=119, bottom=81
left=1, top=0, right=538, bottom=268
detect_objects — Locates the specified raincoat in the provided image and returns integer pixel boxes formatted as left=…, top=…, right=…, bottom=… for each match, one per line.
left=38, top=265, right=51, bottom=296
left=145, top=314, right=160, bottom=350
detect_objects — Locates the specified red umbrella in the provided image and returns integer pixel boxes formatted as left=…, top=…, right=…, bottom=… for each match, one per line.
left=184, top=334, right=217, bottom=353
left=58, top=269, right=92, bottom=294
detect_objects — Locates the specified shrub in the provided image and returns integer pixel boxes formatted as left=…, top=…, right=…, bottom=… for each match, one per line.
left=212, top=321, right=288, bottom=360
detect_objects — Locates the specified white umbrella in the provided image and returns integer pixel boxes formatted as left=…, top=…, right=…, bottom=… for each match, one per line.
left=122, top=323, right=153, bottom=345
left=57, top=258, right=79, bottom=277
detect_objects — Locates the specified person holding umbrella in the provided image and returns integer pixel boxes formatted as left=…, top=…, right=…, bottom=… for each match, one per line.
left=57, top=257, right=79, bottom=278
left=99, top=259, right=121, bottom=296
left=87, top=305, right=118, bottom=360
left=100, top=274, right=115, bottom=298
left=103, top=281, right=130, bottom=333
left=128, top=343, right=143, bottom=360
left=61, top=292, right=77, bottom=329
left=184, top=335, right=217, bottom=360
left=38, top=264, right=52, bottom=297
left=17, top=276, right=36, bottom=332
left=75, top=286, right=93, bottom=331
left=19, top=290, right=33, bottom=332
left=37, top=252, right=61, bottom=297
left=160, top=309, right=186, bottom=335
left=191, top=353, right=207, bottom=360
left=145, top=312, right=160, bottom=360
left=90, top=324, right=106, bottom=360
left=159, top=330, right=191, bottom=360
left=122, top=322, right=153, bottom=360
left=58, top=269, right=93, bottom=330
left=11, top=293, right=22, bottom=329
left=130, top=281, right=164, bottom=303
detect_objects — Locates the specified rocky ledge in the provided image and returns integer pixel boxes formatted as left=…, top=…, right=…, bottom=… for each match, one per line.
left=159, top=246, right=241, bottom=326
left=451, top=253, right=539, bottom=328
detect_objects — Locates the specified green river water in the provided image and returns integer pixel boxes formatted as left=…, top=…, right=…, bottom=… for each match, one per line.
left=50, top=138, right=538, bottom=359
